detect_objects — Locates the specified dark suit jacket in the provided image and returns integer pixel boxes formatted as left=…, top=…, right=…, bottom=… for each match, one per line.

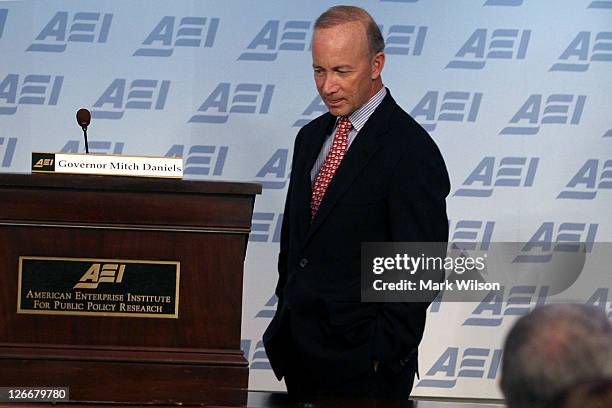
left=263, top=90, right=450, bottom=386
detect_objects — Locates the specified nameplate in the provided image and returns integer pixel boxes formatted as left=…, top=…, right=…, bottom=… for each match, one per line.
left=31, top=152, right=183, bottom=178
left=18, top=256, right=180, bottom=319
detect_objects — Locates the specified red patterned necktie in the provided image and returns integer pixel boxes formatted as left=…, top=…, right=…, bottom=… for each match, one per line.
left=310, top=116, right=351, bottom=219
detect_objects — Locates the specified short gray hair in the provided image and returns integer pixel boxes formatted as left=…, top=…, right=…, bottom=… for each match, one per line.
left=314, top=5, right=384, bottom=56
left=550, top=379, right=612, bottom=408
left=501, top=304, right=612, bottom=408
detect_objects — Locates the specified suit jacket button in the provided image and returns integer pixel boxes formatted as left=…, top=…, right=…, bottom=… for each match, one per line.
left=299, top=258, right=308, bottom=268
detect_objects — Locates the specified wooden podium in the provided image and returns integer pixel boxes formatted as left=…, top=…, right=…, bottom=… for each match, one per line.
left=0, top=173, right=261, bottom=406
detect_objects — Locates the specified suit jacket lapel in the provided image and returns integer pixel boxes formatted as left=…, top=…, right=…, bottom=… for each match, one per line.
left=304, top=92, right=397, bottom=245
left=294, top=114, right=335, bottom=242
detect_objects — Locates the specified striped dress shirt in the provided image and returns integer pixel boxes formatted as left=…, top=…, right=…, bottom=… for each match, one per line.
left=310, top=87, right=387, bottom=183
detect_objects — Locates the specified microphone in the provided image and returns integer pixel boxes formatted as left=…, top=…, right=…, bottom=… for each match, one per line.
left=76, top=108, right=91, bottom=154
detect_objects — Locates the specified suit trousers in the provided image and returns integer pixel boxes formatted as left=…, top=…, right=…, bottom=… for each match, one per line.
left=281, top=316, right=416, bottom=402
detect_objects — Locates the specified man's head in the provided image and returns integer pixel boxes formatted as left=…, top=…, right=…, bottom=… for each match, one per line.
left=549, top=379, right=612, bottom=408
left=312, top=6, right=385, bottom=117
left=500, top=304, right=612, bottom=408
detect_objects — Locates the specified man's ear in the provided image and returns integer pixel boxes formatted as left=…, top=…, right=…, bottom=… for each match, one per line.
left=371, top=52, right=385, bottom=80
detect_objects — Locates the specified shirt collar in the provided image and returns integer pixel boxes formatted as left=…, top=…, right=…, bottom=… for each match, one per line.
left=345, top=86, right=387, bottom=132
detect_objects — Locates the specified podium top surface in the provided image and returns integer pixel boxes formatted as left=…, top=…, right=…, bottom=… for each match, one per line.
left=0, top=172, right=262, bottom=196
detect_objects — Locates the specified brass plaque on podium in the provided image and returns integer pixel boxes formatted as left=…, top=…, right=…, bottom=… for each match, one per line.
left=18, top=257, right=180, bottom=318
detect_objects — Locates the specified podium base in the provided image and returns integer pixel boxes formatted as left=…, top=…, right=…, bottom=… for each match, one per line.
left=0, top=343, right=248, bottom=406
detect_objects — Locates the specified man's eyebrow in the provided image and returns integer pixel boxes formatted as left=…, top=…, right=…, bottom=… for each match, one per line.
left=311, top=64, right=353, bottom=70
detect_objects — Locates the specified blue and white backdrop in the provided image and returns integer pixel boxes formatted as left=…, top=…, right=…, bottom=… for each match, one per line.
left=0, top=0, right=610, bottom=401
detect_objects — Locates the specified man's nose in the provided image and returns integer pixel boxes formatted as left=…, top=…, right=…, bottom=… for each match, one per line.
left=321, top=75, right=339, bottom=95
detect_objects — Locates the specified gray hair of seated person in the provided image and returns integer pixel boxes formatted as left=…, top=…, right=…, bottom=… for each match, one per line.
left=500, top=304, right=612, bottom=408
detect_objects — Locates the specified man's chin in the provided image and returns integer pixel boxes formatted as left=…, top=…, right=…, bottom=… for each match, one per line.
left=326, top=106, right=349, bottom=117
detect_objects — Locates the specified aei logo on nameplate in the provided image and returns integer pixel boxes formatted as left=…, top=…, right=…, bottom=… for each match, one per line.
left=31, top=152, right=183, bottom=178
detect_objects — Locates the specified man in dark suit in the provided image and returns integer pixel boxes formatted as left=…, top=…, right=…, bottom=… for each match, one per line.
left=263, top=5, right=450, bottom=400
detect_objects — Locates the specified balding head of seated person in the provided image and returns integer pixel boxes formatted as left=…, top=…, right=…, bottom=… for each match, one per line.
left=547, top=378, right=612, bottom=408
left=500, top=304, right=612, bottom=408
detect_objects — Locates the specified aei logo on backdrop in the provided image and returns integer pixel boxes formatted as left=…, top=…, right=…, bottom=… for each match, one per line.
left=238, top=20, right=312, bottom=61
left=588, top=289, right=612, bottom=318
left=253, top=149, right=290, bottom=189
left=0, top=137, right=17, bottom=168
left=462, top=286, right=549, bottom=327
left=254, top=294, right=278, bottom=319
left=189, top=83, right=274, bottom=124
left=483, top=0, right=523, bottom=7
left=251, top=218, right=496, bottom=246
left=550, top=31, right=612, bottom=72
left=91, top=79, right=170, bottom=119
left=242, top=295, right=278, bottom=369
left=250, top=213, right=283, bottom=243
left=0, top=9, right=7, bottom=38
left=410, top=91, right=482, bottom=132
left=165, top=144, right=227, bottom=176
left=499, top=94, right=586, bottom=135
left=454, top=157, right=538, bottom=197
left=446, top=29, right=531, bottom=69
left=382, top=25, right=427, bottom=56
left=416, top=347, right=502, bottom=389
left=0, top=74, right=63, bottom=115
left=463, top=285, right=612, bottom=328
left=26, top=11, right=112, bottom=52
left=238, top=20, right=427, bottom=61
left=293, top=95, right=326, bottom=127
left=133, top=16, right=219, bottom=57
left=557, top=159, right=612, bottom=199
left=241, top=339, right=271, bottom=370
left=483, top=0, right=523, bottom=5
left=512, top=222, right=598, bottom=263
left=61, top=140, right=124, bottom=155
left=455, top=223, right=598, bottom=326
left=449, top=220, right=495, bottom=250
left=588, top=1, right=612, bottom=9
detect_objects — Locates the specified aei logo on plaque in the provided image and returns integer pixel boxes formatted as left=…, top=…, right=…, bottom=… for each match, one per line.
left=18, top=257, right=180, bottom=318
